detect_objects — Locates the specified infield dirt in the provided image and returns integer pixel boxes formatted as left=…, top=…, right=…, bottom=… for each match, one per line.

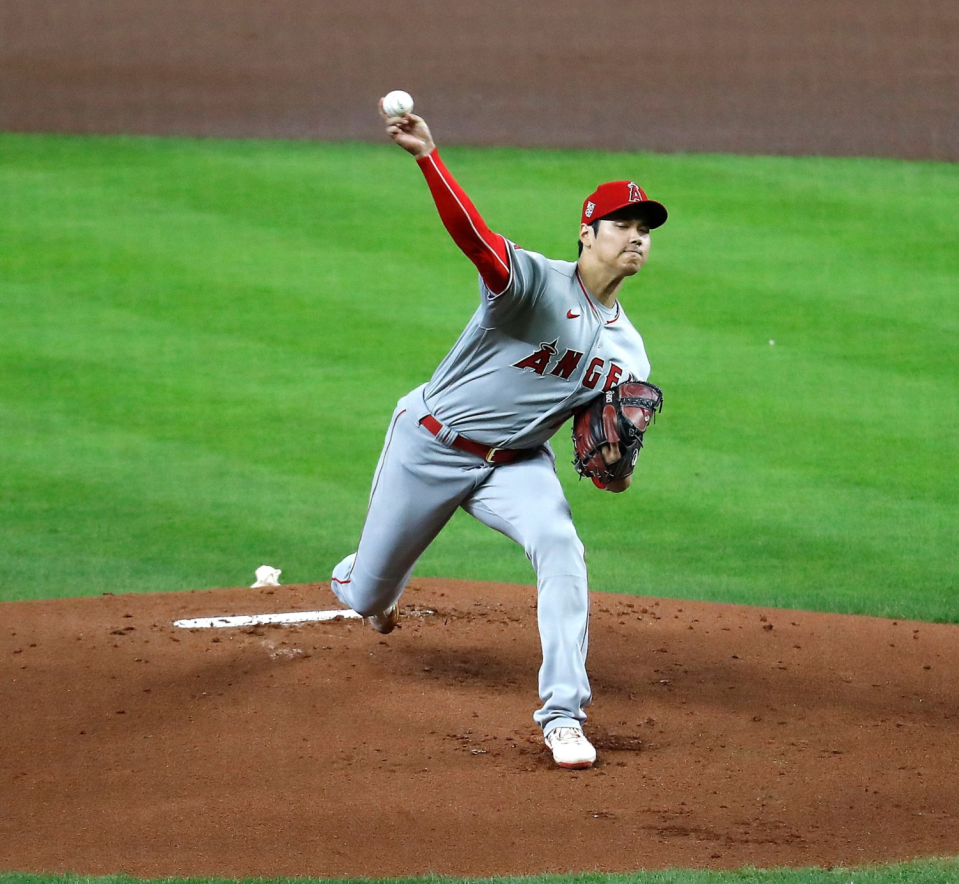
left=2, top=579, right=957, bottom=877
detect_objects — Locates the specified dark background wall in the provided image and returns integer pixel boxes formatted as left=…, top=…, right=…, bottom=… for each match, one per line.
left=1, top=0, right=956, bottom=159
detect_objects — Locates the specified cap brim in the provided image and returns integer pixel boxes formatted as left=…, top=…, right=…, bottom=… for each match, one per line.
left=598, top=200, right=668, bottom=229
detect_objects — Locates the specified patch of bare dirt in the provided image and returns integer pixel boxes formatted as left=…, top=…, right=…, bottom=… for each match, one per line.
left=1, top=579, right=957, bottom=877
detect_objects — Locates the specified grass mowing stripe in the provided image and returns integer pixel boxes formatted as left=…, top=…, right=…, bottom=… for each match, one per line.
left=0, top=133, right=956, bottom=622
left=0, top=398, right=361, bottom=598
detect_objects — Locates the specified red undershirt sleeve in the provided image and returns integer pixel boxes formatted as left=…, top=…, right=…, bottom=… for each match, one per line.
left=416, top=148, right=512, bottom=296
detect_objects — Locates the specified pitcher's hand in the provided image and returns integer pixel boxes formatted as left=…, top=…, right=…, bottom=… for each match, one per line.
left=379, top=99, right=435, bottom=159
left=601, top=443, right=632, bottom=493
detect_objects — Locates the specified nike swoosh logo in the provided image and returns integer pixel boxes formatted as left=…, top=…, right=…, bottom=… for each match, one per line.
left=567, top=310, right=581, bottom=319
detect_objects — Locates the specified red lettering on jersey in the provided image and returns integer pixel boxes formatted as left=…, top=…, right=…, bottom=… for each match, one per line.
left=550, top=349, right=584, bottom=380
left=603, top=362, right=624, bottom=391
left=513, top=339, right=558, bottom=376
left=582, top=357, right=604, bottom=389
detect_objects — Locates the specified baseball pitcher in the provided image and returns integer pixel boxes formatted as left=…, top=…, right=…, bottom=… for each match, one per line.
left=330, top=98, right=668, bottom=769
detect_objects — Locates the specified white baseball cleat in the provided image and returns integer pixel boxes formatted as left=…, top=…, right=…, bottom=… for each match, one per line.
left=367, top=603, right=399, bottom=635
left=545, top=726, right=596, bottom=769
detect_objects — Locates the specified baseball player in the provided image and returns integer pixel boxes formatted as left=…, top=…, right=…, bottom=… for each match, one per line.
left=330, top=99, right=668, bottom=770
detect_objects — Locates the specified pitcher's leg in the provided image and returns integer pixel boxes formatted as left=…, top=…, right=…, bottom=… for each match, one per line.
left=534, top=571, right=591, bottom=734
left=461, top=449, right=591, bottom=736
left=331, top=408, right=473, bottom=617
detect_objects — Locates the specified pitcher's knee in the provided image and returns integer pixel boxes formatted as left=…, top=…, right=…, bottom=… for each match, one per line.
left=348, top=581, right=402, bottom=617
left=526, top=523, right=587, bottom=580
left=338, top=558, right=406, bottom=617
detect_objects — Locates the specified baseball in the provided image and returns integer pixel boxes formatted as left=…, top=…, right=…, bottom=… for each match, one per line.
left=382, top=90, right=414, bottom=117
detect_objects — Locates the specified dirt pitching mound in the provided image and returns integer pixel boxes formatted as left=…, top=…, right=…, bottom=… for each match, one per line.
left=2, top=579, right=957, bottom=878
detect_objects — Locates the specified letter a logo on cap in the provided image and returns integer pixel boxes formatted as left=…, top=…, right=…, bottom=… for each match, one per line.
left=581, top=180, right=667, bottom=228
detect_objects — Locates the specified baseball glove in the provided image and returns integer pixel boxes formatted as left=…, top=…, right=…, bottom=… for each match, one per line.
left=571, top=381, right=664, bottom=488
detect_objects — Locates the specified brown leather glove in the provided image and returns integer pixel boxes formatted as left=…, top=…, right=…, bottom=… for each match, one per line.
left=571, top=381, right=664, bottom=489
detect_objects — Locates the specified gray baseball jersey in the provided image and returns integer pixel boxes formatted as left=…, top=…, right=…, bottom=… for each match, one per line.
left=422, top=244, right=651, bottom=449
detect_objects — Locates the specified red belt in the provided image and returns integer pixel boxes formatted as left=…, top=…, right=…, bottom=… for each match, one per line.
left=419, top=415, right=525, bottom=464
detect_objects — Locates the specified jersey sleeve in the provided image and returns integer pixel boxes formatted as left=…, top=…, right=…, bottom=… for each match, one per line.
left=416, top=148, right=512, bottom=296
left=473, top=243, right=553, bottom=326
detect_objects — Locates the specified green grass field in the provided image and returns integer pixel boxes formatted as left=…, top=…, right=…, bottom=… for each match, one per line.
left=1, top=133, right=955, bottom=618
left=0, top=133, right=957, bottom=884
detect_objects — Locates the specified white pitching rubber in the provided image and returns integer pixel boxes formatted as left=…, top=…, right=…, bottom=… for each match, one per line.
left=174, top=609, right=362, bottom=629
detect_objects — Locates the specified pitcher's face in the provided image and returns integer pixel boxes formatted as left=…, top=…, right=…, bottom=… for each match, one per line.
left=581, top=218, right=650, bottom=275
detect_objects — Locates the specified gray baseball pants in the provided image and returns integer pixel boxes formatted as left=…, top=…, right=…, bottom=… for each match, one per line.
left=330, top=387, right=591, bottom=737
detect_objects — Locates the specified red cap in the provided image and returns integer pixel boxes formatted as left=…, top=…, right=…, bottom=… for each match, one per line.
left=581, top=180, right=668, bottom=229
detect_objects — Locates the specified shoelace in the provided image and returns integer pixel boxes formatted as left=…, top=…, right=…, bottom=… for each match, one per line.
left=550, top=727, right=586, bottom=743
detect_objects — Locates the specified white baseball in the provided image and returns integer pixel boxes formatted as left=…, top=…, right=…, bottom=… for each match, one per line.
left=382, top=90, right=414, bottom=117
